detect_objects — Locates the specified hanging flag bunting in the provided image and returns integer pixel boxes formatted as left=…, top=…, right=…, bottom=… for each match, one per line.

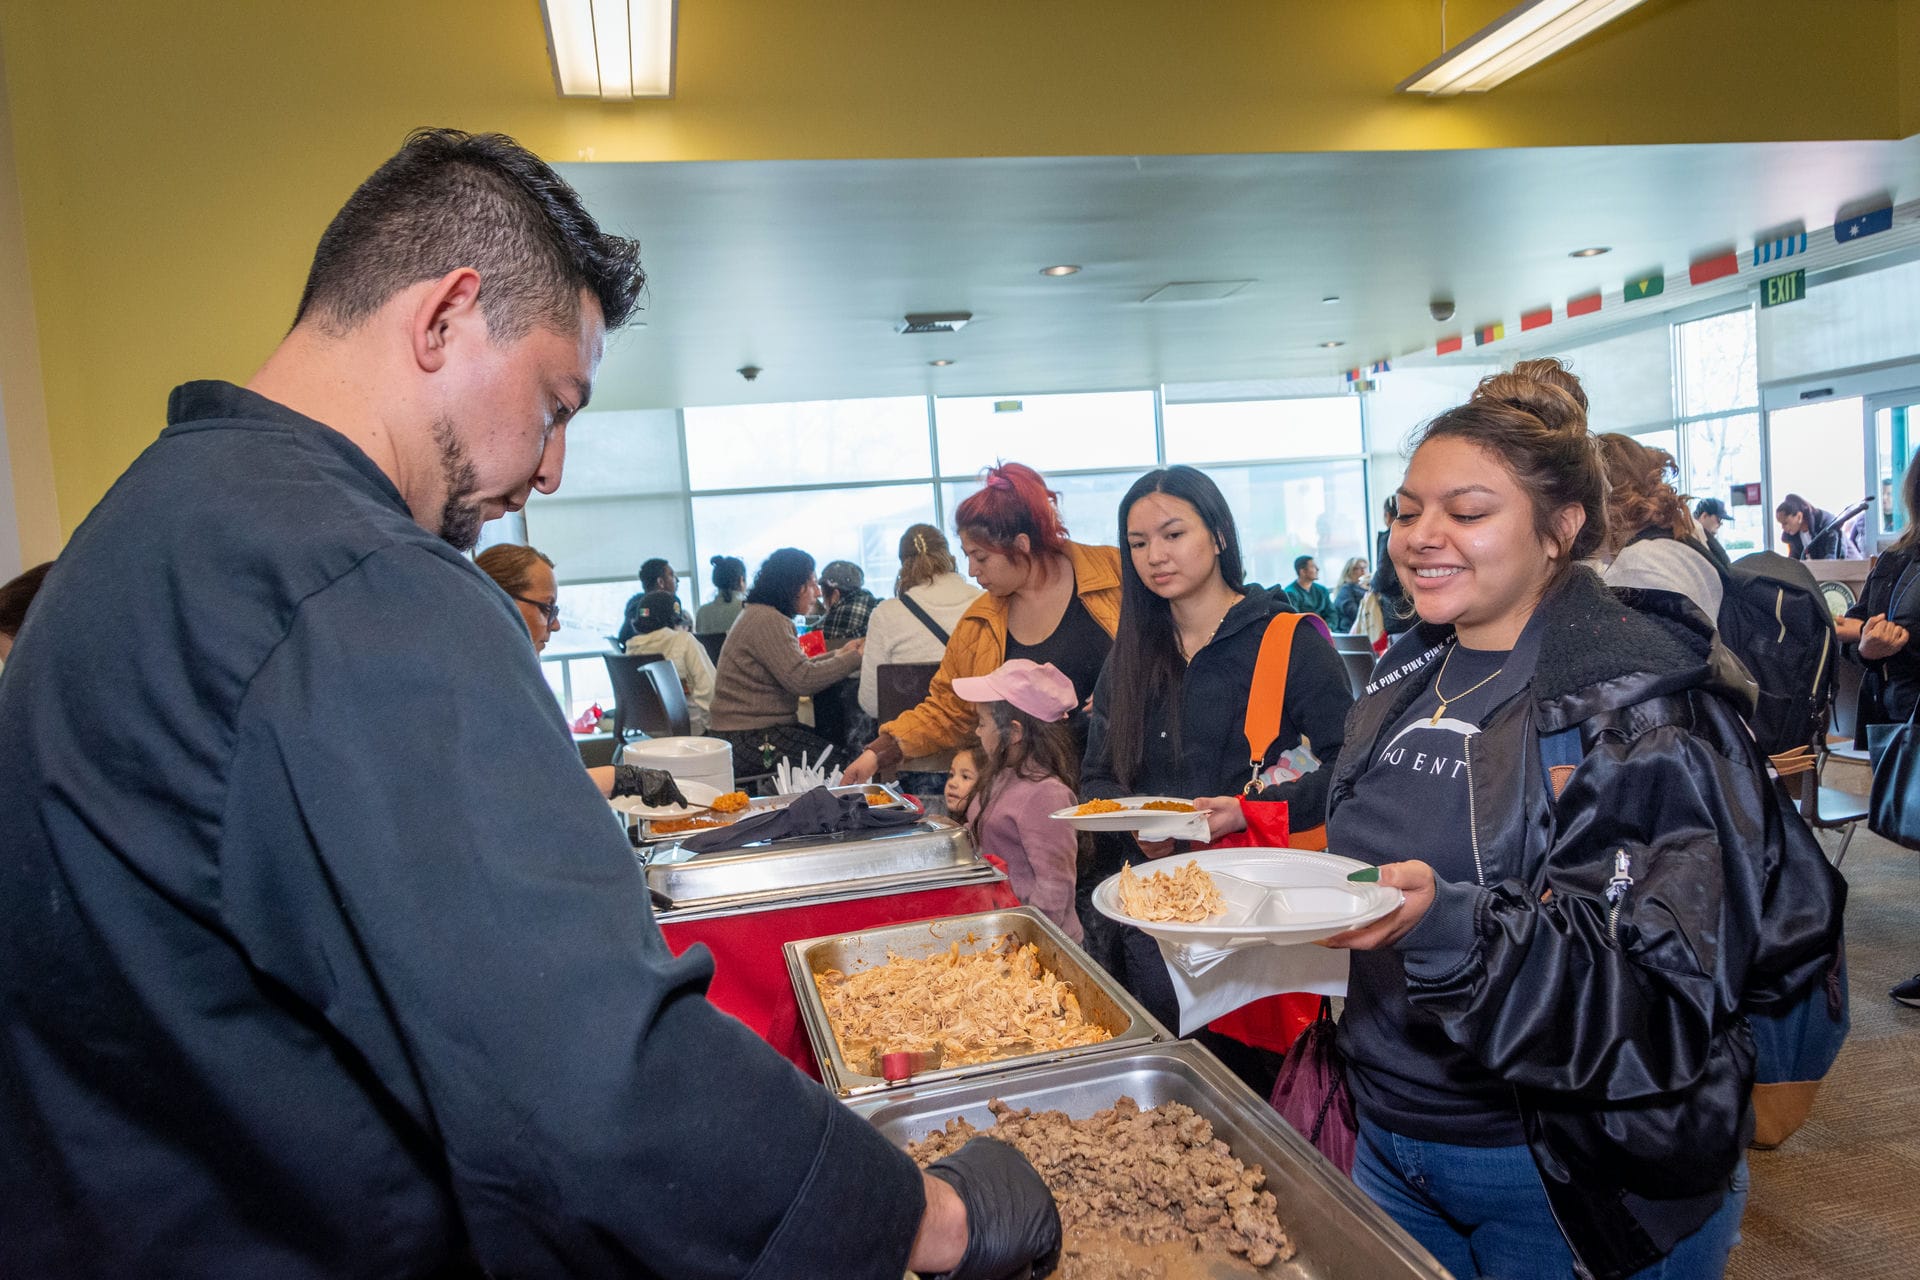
left=1520, top=306, right=1553, bottom=331
left=1689, top=251, right=1739, bottom=286
left=1625, top=272, right=1665, bottom=301
left=1473, top=323, right=1504, bottom=346
left=1369, top=360, right=1391, bottom=375
left=1567, top=292, right=1603, bottom=318
left=1344, top=368, right=1363, bottom=383
left=1753, top=231, right=1807, bottom=266
left=1436, top=334, right=1463, bottom=355
left=1835, top=206, right=1893, bottom=243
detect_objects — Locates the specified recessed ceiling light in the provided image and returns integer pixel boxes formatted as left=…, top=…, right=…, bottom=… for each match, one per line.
left=1040, top=264, right=1081, bottom=277
left=1321, top=295, right=1341, bottom=304
left=1569, top=246, right=1611, bottom=258
left=1320, top=340, right=1345, bottom=348
left=929, top=359, right=954, bottom=367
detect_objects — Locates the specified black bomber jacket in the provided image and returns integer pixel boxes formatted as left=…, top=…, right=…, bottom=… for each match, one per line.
left=1328, top=567, right=1844, bottom=1279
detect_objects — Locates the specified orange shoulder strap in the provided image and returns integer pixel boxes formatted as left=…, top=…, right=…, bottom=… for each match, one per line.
left=1243, top=612, right=1307, bottom=781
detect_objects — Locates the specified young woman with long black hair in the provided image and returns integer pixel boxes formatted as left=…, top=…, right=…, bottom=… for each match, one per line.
left=1320, top=359, right=1841, bottom=1280
left=1081, top=465, right=1351, bottom=1069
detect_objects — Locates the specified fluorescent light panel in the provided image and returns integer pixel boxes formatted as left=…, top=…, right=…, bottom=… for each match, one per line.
left=1397, top=0, right=1650, bottom=95
left=540, top=0, right=677, bottom=100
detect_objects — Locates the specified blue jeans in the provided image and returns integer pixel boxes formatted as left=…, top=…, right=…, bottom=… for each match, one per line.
left=1353, top=1118, right=1748, bottom=1280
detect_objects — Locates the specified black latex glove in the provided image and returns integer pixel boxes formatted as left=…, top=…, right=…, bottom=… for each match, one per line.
left=923, top=1137, right=1060, bottom=1280
left=610, top=766, right=688, bottom=808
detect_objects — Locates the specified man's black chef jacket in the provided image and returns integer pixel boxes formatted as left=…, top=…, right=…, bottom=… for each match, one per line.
left=0, top=383, right=925, bottom=1278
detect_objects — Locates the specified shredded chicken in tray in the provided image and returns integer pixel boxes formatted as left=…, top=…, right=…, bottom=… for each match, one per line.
left=1116, top=861, right=1225, bottom=923
left=909, top=1096, right=1295, bottom=1277
left=814, top=936, right=1112, bottom=1069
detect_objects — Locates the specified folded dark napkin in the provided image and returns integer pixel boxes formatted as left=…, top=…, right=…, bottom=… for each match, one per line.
left=679, top=786, right=920, bottom=855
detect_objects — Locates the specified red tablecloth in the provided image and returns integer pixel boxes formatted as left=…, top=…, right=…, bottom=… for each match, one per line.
left=659, top=880, right=1022, bottom=1078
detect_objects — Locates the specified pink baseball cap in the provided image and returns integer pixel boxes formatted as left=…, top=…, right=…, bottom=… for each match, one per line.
left=951, top=659, right=1077, bottom=723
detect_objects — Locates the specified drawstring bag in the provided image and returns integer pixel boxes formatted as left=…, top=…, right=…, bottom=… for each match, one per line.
left=1268, top=996, right=1356, bottom=1174
left=1204, top=611, right=1329, bottom=1051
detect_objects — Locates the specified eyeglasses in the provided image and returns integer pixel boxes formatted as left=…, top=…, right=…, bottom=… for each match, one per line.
left=511, top=595, right=561, bottom=627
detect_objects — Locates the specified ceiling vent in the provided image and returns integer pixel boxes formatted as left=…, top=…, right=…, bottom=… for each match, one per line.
left=896, top=311, right=973, bottom=335
left=1141, top=280, right=1253, bottom=303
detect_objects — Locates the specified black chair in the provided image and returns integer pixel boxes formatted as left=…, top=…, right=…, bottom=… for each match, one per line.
left=876, top=661, right=942, bottom=723
left=1773, top=705, right=1869, bottom=868
left=1330, top=633, right=1375, bottom=655
left=602, top=653, right=669, bottom=750
left=696, top=632, right=728, bottom=665
left=639, top=660, right=693, bottom=738
left=1337, top=650, right=1373, bottom=702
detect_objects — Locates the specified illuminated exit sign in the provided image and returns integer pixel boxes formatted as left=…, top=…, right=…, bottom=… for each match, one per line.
left=1760, top=268, right=1806, bottom=308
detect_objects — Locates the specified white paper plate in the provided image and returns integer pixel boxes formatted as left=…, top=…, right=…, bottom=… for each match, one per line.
left=1049, top=796, right=1208, bottom=836
left=1092, top=847, right=1403, bottom=947
left=608, top=780, right=726, bottom=821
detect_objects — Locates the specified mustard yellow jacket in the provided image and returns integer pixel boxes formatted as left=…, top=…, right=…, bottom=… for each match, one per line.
left=875, top=541, right=1121, bottom=763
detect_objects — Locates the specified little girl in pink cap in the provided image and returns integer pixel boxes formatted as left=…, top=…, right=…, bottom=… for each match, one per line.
left=950, top=659, right=1084, bottom=941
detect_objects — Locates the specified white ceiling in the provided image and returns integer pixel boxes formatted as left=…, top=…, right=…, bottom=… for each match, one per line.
left=563, top=135, right=1920, bottom=412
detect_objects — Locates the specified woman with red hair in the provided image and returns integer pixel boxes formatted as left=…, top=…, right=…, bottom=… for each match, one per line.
left=842, top=463, right=1122, bottom=783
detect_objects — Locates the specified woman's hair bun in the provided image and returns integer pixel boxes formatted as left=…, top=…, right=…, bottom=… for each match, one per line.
left=1472, top=357, right=1589, bottom=433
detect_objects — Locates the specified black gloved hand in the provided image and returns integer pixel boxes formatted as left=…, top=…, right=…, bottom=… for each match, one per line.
left=610, top=766, right=688, bottom=808
left=923, top=1136, right=1061, bottom=1280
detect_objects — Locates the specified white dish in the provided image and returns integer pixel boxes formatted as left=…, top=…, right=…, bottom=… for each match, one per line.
left=1092, top=847, right=1403, bottom=947
left=608, top=779, right=725, bottom=821
left=1049, top=796, right=1209, bottom=837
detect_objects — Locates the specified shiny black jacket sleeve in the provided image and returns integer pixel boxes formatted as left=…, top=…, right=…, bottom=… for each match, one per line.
left=1393, top=692, right=1831, bottom=1104
left=221, top=545, right=925, bottom=1278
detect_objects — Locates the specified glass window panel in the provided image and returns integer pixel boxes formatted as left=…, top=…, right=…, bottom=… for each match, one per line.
left=523, top=494, right=687, bottom=583
left=1758, top=257, right=1920, bottom=385
left=683, top=398, right=930, bottom=490
left=1363, top=363, right=1499, bottom=456
left=544, top=578, right=698, bottom=656
left=1161, top=397, right=1362, bottom=463
left=939, top=470, right=1134, bottom=553
left=1677, top=309, right=1758, bottom=417
left=692, top=483, right=938, bottom=598
left=1558, top=325, right=1675, bottom=434
left=541, top=652, right=616, bottom=721
left=1685, top=414, right=1766, bottom=558
left=1204, top=460, right=1370, bottom=595
left=935, top=391, right=1157, bottom=478
left=1877, top=401, right=1920, bottom=536
left=1636, top=428, right=1679, bottom=458
left=553, top=409, right=685, bottom=499
left=1766, top=398, right=1867, bottom=555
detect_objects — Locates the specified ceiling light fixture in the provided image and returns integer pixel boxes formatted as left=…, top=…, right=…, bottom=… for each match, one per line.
left=929, top=359, right=955, bottom=367
left=1040, top=264, right=1081, bottom=277
left=1321, top=295, right=1341, bottom=304
left=539, top=0, right=678, bottom=100
left=1320, top=341, right=1345, bottom=348
left=1396, top=0, right=1651, bottom=95
left=1569, top=246, right=1611, bottom=257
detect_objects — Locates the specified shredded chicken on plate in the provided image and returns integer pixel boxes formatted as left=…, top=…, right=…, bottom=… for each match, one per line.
left=815, top=936, right=1112, bottom=1068
left=1116, top=861, right=1225, bottom=923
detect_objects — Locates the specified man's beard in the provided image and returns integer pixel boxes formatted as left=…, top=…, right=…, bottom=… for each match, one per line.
left=431, top=416, right=485, bottom=552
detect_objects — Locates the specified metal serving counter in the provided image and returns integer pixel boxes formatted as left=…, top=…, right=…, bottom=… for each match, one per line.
left=785, top=907, right=1168, bottom=1098
left=853, top=1040, right=1454, bottom=1280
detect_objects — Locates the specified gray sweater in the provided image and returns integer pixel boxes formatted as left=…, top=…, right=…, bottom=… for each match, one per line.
left=710, top=603, right=863, bottom=731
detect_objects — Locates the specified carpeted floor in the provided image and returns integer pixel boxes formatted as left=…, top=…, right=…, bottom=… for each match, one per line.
left=1730, top=755, right=1920, bottom=1280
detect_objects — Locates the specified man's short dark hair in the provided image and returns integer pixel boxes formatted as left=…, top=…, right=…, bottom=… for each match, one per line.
left=638, top=557, right=672, bottom=591
left=294, top=128, right=645, bottom=340
left=1294, top=555, right=1314, bottom=575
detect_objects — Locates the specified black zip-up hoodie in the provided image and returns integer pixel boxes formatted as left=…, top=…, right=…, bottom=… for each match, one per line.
left=1329, top=566, right=1844, bottom=1279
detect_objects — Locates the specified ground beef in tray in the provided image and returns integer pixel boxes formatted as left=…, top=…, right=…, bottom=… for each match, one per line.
left=907, top=1096, right=1294, bottom=1277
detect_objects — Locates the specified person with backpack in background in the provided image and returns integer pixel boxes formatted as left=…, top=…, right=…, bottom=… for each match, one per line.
left=1593, top=433, right=1724, bottom=624
left=1321, top=358, right=1842, bottom=1280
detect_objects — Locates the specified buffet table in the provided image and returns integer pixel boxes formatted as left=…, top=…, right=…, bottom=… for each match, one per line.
left=658, top=878, right=1020, bottom=1077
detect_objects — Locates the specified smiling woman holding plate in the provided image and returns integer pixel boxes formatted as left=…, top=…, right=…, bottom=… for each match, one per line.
left=1320, top=359, right=1842, bottom=1280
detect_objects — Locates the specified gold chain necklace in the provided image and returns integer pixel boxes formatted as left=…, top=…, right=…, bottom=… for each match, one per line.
left=1178, top=595, right=1241, bottom=661
left=1430, top=644, right=1504, bottom=725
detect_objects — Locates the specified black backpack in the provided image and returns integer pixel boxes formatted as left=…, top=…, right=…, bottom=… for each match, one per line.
left=1624, top=530, right=1836, bottom=757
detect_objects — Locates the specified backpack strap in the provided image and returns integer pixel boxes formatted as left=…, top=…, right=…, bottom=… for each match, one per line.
left=896, top=592, right=950, bottom=646
left=1241, top=612, right=1330, bottom=797
left=1539, top=726, right=1584, bottom=800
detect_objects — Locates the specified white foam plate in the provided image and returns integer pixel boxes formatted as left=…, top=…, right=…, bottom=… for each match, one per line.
left=1049, top=796, right=1209, bottom=837
left=608, top=780, right=726, bottom=821
left=1092, top=847, right=1404, bottom=947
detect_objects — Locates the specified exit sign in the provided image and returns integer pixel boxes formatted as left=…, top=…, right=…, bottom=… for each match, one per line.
left=1761, top=268, right=1806, bottom=308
